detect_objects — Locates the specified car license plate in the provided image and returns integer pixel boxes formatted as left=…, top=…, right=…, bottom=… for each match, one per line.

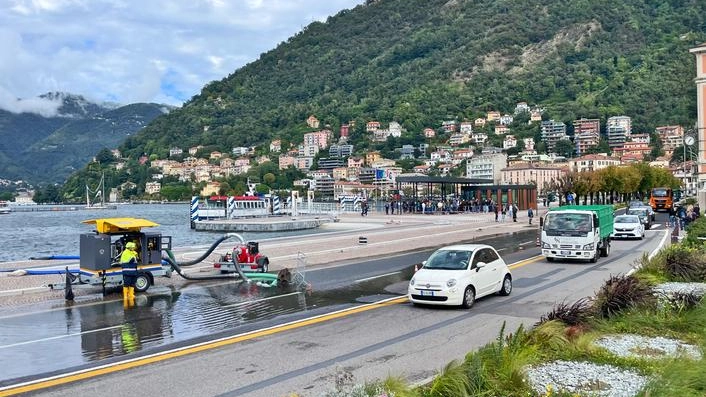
left=560, top=250, right=571, bottom=255
left=420, top=290, right=434, bottom=296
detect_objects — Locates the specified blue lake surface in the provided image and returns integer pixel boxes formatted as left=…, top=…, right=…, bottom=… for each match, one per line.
left=0, top=204, right=327, bottom=262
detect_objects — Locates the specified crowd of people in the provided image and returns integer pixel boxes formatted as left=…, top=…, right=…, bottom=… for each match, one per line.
left=367, top=198, right=531, bottom=223
left=669, top=202, right=701, bottom=229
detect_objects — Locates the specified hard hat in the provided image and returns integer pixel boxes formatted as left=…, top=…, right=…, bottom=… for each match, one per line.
left=126, top=241, right=136, bottom=249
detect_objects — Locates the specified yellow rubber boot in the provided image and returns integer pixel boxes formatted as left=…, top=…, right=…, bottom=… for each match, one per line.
left=128, top=286, right=135, bottom=300
left=123, top=286, right=129, bottom=300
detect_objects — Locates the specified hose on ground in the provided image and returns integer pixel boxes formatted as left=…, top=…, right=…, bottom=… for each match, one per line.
left=164, top=250, right=242, bottom=281
left=176, top=233, right=245, bottom=267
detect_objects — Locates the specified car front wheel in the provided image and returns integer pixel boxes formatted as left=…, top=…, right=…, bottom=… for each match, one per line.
left=461, top=286, right=476, bottom=309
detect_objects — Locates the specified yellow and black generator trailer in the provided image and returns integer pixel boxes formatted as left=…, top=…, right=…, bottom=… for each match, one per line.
left=77, top=218, right=172, bottom=292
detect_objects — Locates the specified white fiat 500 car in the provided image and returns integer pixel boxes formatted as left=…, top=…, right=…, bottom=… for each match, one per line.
left=408, top=244, right=512, bottom=308
left=611, top=215, right=645, bottom=239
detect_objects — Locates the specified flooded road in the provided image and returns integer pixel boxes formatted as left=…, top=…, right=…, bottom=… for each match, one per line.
left=0, top=230, right=538, bottom=385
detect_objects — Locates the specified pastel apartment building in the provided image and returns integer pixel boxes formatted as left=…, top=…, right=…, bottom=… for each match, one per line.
left=466, top=153, right=507, bottom=183
left=569, top=154, right=621, bottom=173
left=500, top=164, right=567, bottom=194
left=303, top=130, right=332, bottom=149
left=573, top=118, right=601, bottom=155
left=656, top=125, right=684, bottom=157
left=606, top=116, right=632, bottom=149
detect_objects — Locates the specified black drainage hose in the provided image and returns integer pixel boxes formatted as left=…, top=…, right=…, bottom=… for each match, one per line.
left=164, top=251, right=242, bottom=281
left=176, top=233, right=244, bottom=267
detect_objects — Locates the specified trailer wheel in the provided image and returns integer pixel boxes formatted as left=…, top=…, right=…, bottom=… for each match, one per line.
left=134, top=273, right=152, bottom=292
left=257, top=257, right=269, bottom=273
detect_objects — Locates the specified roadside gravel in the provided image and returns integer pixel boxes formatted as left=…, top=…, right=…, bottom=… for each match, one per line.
left=595, top=334, right=702, bottom=360
left=525, top=360, right=648, bottom=397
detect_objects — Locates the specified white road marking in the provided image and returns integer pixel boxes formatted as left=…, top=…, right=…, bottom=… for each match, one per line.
left=0, top=325, right=123, bottom=350
left=354, top=272, right=400, bottom=283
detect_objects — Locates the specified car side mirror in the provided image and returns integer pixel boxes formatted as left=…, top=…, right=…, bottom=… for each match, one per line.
left=474, top=261, right=486, bottom=271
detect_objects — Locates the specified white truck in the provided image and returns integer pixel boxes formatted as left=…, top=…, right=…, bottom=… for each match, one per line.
left=540, top=205, right=613, bottom=263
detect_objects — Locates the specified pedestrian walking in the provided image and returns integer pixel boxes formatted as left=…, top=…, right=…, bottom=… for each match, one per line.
left=501, top=204, right=507, bottom=222
left=512, top=203, right=518, bottom=222
left=494, top=205, right=499, bottom=222
left=385, top=202, right=389, bottom=215
left=528, top=207, right=534, bottom=225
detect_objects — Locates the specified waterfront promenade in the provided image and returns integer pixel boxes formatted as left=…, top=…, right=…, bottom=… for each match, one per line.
left=0, top=210, right=539, bottom=306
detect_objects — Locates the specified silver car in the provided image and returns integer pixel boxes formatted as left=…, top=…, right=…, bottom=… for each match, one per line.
left=626, top=208, right=651, bottom=229
left=630, top=203, right=655, bottom=221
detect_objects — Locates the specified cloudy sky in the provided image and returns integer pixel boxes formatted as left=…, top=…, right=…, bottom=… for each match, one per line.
left=0, top=0, right=362, bottom=115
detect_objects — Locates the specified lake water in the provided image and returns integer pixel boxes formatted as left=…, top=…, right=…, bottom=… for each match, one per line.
left=0, top=204, right=329, bottom=263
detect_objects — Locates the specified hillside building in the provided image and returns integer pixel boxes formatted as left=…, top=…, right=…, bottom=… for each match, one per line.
left=606, top=116, right=631, bottom=149
left=540, top=120, right=569, bottom=153
left=466, top=153, right=507, bottom=183
left=573, top=118, right=601, bottom=155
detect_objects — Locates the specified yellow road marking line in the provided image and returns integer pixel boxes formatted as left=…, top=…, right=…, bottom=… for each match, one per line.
left=0, top=254, right=543, bottom=396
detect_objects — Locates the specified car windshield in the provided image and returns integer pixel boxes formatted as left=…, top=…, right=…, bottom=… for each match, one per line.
left=424, top=249, right=472, bottom=270
left=627, top=209, right=646, bottom=216
left=544, top=213, right=592, bottom=234
left=615, top=215, right=639, bottom=223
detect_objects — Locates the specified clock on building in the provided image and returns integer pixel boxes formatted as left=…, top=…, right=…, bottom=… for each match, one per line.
left=685, top=136, right=695, bottom=146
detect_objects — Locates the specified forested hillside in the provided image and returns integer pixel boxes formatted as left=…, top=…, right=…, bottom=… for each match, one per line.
left=59, top=0, right=706, bottom=200
left=119, top=0, right=704, bottom=158
left=0, top=93, right=170, bottom=184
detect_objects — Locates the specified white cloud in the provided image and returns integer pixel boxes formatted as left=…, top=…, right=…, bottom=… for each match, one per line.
left=0, top=86, right=61, bottom=117
left=0, top=0, right=362, bottom=112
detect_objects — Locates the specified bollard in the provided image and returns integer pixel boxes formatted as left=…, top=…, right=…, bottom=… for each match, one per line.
left=358, top=236, right=368, bottom=244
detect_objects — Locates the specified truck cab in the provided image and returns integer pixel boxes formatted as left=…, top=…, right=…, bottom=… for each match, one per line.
left=540, top=205, right=612, bottom=263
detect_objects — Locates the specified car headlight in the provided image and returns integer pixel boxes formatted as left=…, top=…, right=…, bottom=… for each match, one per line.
left=446, top=278, right=457, bottom=288
left=583, top=243, right=594, bottom=250
left=410, top=278, right=415, bottom=286
left=541, top=242, right=551, bottom=249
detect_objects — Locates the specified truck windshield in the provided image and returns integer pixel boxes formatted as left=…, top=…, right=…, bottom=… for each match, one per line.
left=651, top=188, right=669, bottom=197
left=544, top=213, right=592, bottom=235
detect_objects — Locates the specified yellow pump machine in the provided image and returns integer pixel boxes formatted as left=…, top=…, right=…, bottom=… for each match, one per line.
left=78, top=217, right=172, bottom=292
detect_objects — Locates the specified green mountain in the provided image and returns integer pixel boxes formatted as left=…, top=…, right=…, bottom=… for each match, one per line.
left=0, top=93, right=171, bottom=183
left=64, top=0, right=705, bottom=199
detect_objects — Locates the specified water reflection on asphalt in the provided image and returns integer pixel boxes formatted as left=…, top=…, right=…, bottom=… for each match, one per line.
left=0, top=230, right=537, bottom=384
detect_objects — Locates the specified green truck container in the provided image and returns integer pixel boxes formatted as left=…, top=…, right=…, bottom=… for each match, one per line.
left=548, top=205, right=614, bottom=240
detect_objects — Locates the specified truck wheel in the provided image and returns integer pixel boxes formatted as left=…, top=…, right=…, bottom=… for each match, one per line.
left=590, top=250, right=598, bottom=263
left=546, top=257, right=554, bottom=262
left=600, top=242, right=610, bottom=257
left=257, top=257, right=269, bottom=273
left=135, top=273, right=151, bottom=292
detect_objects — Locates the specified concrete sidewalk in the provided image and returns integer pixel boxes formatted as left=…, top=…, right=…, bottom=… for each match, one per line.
left=0, top=211, right=537, bottom=306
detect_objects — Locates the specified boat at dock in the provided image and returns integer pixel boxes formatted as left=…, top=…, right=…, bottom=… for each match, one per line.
left=0, top=201, right=11, bottom=215
left=85, top=172, right=113, bottom=210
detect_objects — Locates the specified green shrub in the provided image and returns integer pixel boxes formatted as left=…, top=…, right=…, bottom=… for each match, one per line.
left=661, top=245, right=706, bottom=282
left=683, top=217, right=706, bottom=249
left=420, top=360, right=470, bottom=397
left=593, top=274, right=654, bottom=318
